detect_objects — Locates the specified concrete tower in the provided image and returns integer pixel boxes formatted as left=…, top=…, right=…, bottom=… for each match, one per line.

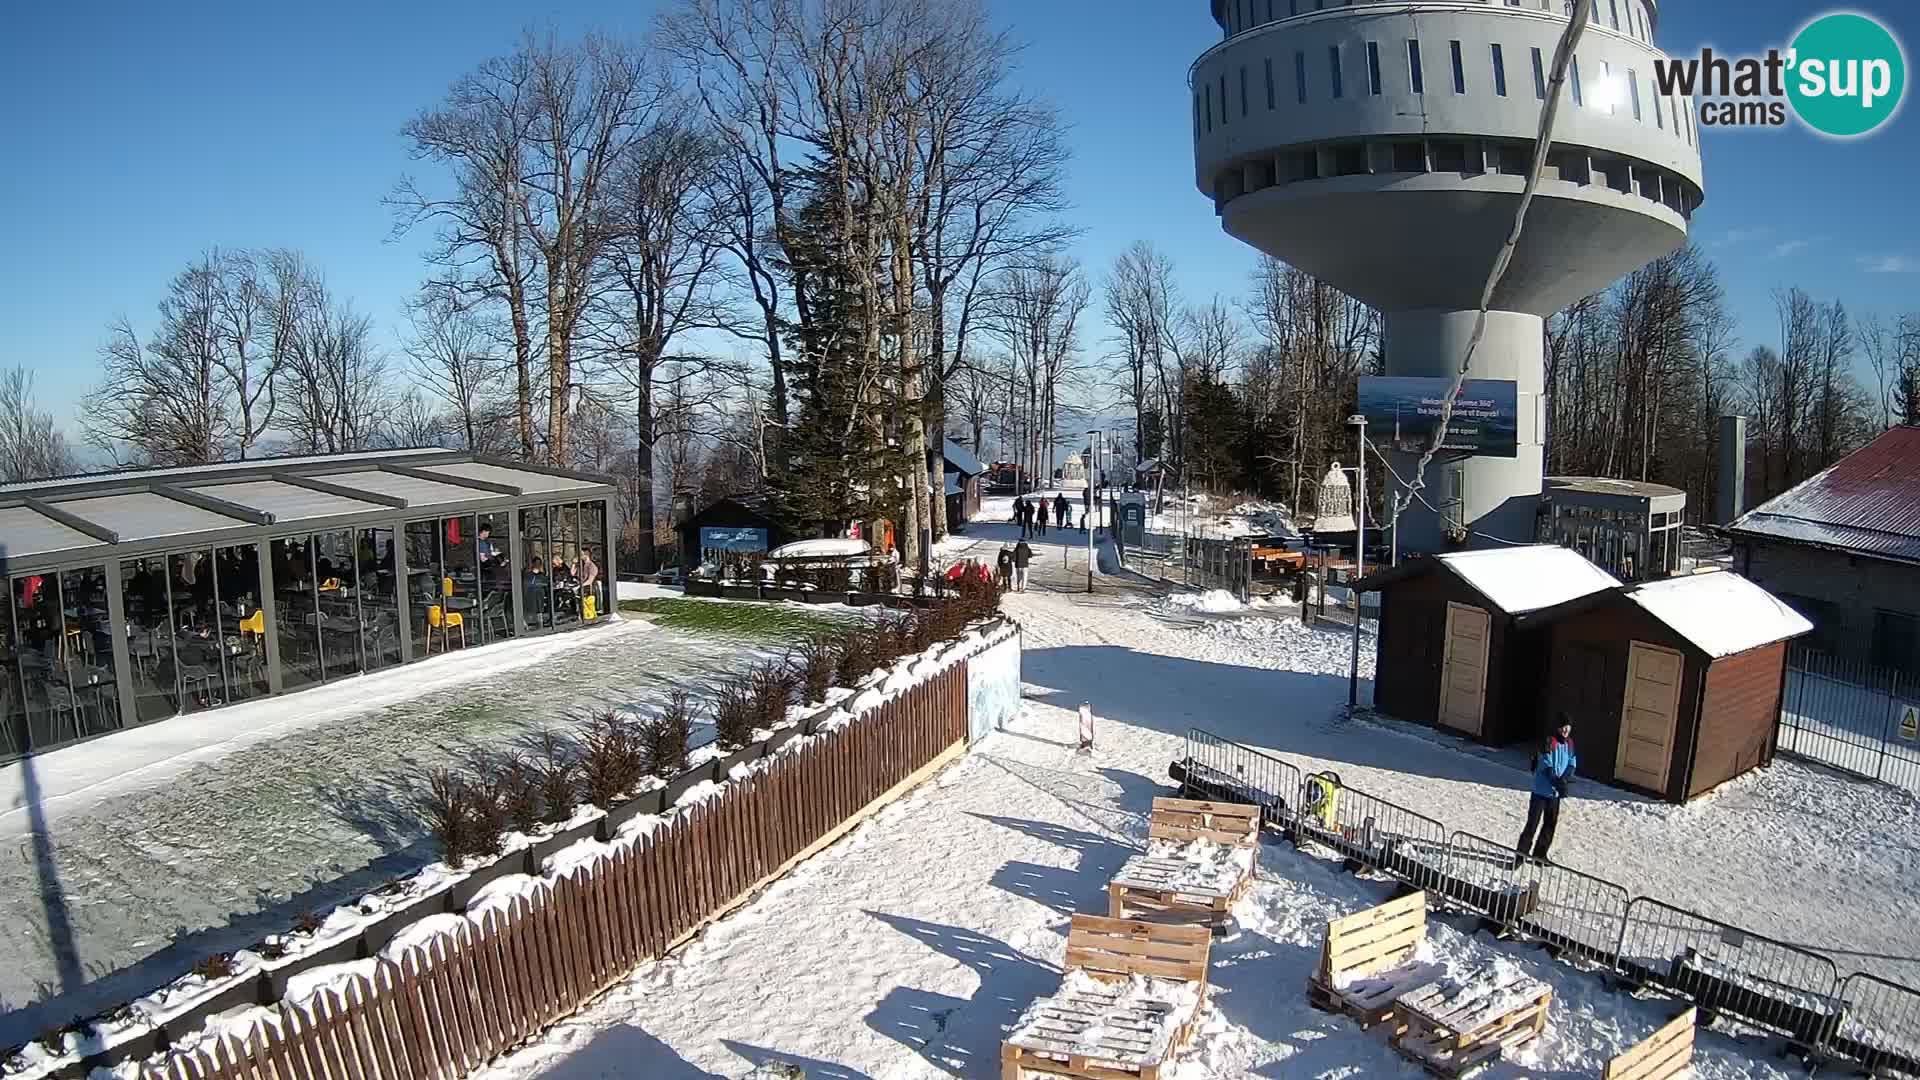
left=1191, top=0, right=1703, bottom=551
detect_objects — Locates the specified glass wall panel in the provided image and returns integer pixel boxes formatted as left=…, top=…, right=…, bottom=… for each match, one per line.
left=120, top=556, right=175, bottom=722
left=216, top=545, right=269, bottom=701
left=520, top=508, right=552, bottom=632
left=476, top=512, right=514, bottom=643
left=59, top=565, right=118, bottom=737
left=439, top=515, right=476, bottom=652
left=273, top=537, right=322, bottom=691
left=552, top=503, right=581, bottom=628
left=404, top=519, right=441, bottom=657
left=170, top=549, right=229, bottom=712
left=578, top=501, right=607, bottom=621
left=315, top=530, right=363, bottom=678
left=360, top=527, right=402, bottom=670
left=0, top=587, right=25, bottom=758
left=11, top=574, right=67, bottom=750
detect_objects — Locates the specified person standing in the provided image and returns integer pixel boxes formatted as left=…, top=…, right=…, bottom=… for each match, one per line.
left=1517, top=715, right=1578, bottom=863
left=996, top=546, right=1014, bottom=591
left=1036, top=499, right=1049, bottom=536
left=1053, top=493, right=1069, bottom=532
left=1012, top=538, right=1034, bottom=591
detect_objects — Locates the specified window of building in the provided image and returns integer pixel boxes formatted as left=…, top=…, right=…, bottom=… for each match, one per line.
left=1607, top=0, right=1620, bottom=30
left=1266, top=57, right=1276, bottom=108
left=1204, top=83, right=1213, bottom=131
left=1602, top=60, right=1615, bottom=113
left=1367, top=42, right=1382, bottom=95
left=1408, top=40, right=1424, bottom=94
left=1333, top=144, right=1366, bottom=175
left=1430, top=140, right=1468, bottom=172
left=1450, top=40, right=1465, bottom=94
left=1629, top=69, right=1642, bottom=119
left=1653, top=84, right=1665, bottom=128
left=1531, top=47, right=1547, bottom=99
left=1329, top=44, right=1343, bottom=98
left=1220, top=75, right=1229, bottom=124
left=1194, top=94, right=1202, bottom=138
left=1392, top=141, right=1425, bottom=171
left=1240, top=65, right=1249, bottom=116
left=119, top=556, right=174, bottom=724
left=1491, top=44, right=1507, bottom=96
left=1295, top=50, right=1308, bottom=104
left=1290, top=0, right=1298, bottom=15
left=1570, top=55, right=1583, bottom=106
left=520, top=507, right=553, bottom=631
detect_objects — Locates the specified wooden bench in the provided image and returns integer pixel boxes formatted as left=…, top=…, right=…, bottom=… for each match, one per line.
left=1001, top=916, right=1212, bottom=1080
left=1306, top=890, right=1439, bottom=1029
left=1603, top=1008, right=1696, bottom=1080
left=1391, top=970, right=1553, bottom=1078
left=1108, top=798, right=1261, bottom=927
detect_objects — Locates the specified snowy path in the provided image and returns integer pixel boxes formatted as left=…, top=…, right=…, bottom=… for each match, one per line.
left=469, top=528, right=1916, bottom=1078
left=0, top=619, right=767, bottom=1045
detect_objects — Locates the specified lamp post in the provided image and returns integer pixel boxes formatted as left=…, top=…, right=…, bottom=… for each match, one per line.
left=1347, top=414, right=1367, bottom=710
left=1087, top=430, right=1098, bottom=593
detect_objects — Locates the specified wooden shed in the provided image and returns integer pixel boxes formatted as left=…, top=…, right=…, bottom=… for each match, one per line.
left=1359, top=546, right=1621, bottom=746
left=1519, top=571, right=1813, bottom=802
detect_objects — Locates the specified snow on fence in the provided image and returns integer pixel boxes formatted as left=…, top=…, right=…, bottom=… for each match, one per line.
left=115, top=664, right=973, bottom=1080
left=1173, top=727, right=1920, bottom=1077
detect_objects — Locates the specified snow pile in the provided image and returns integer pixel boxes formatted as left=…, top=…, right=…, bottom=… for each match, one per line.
left=1142, top=836, right=1257, bottom=885
left=1162, top=589, right=1245, bottom=615
left=1624, top=571, right=1814, bottom=658
left=1435, top=545, right=1621, bottom=615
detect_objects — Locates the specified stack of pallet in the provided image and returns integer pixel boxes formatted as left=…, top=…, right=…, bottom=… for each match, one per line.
left=1107, top=797, right=1261, bottom=930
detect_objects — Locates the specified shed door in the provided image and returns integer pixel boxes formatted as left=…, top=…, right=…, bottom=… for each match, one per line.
left=1438, top=602, right=1491, bottom=736
left=1616, top=641, right=1684, bottom=793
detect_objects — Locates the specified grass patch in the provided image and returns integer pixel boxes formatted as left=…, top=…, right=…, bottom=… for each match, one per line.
left=618, top=597, right=856, bottom=640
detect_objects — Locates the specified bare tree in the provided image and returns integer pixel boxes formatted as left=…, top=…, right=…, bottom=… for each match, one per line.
left=1105, top=243, right=1179, bottom=470
left=278, top=282, right=392, bottom=454
left=0, top=368, right=78, bottom=483
left=989, top=252, right=1089, bottom=489
left=405, top=291, right=512, bottom=452
left=396, top=30, right=661, bottom=464
left=84, top=259, right=229, bottom=465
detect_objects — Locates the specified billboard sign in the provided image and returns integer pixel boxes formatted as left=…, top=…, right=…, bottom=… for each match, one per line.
left=699, top=526, right=769, bottom=554
left=1358, top=376, right=1519, bottom=458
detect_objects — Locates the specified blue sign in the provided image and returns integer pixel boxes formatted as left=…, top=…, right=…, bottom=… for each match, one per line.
left=1358, top=376, right=1519, bottom=459
left=699, top=527, right=768, bottom=554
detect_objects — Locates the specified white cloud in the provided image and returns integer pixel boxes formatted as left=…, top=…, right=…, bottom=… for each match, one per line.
left=1858, top=254, right=1920, bottom=274
left=1716, top=226, right=1772, bottom=248
left=1770, top=239, right=1810, bottom=258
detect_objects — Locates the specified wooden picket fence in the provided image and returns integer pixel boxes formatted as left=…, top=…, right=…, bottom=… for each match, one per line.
left=136, top=664, right=970, bottom=1080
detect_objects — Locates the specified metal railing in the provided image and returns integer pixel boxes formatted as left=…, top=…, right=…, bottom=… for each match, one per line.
left=1779, top=644, right=1920, bottom=793
left=1174, top=725, right=1920, bottom=1075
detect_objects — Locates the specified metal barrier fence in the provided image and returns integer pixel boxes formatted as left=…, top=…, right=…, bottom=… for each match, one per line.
left=1174, top=726, right=1920, bottom=1076
left=1618, top=897, right=1844, bottom=1046
left=1779, top=644, right=1920, bottom=793
left=1835, top=973, right=1920, bottom=1077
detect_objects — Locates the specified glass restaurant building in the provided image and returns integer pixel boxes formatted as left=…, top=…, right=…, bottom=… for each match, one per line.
left=0, top=450, right=618, bottom=763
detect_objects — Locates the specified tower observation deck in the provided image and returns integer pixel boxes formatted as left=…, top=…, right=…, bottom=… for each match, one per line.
left=1191, top=0, right=1703, bottom=551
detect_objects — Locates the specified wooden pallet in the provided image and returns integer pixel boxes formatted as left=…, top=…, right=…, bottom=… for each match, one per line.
left=1390, top=974, right=1552, bottom=1079
left=1001, top=916, right=1213, bottom=1079
left=1145, top=796, right=1261, bottom=849
left=1603, top=1008, right=1697, bottom=1080
left=1306, top=890, right=1438, bottom=1028
left=1107, top=853, right=1252, bottom=929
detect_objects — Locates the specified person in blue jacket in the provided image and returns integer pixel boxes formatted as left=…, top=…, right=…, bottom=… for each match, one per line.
left=1517, top=714, right=1578, bottom=862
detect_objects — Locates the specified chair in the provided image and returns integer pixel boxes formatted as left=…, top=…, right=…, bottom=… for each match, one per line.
left=481, top=593, right=511, bottom=641
left=426, top=604, right=466, bottom=654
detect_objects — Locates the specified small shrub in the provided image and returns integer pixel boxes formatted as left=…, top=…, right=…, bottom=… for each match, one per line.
left=749, top=661, right=793, bottom=732
left=869, top=614, right=910, bottom=670
left=190, top=953, right=237, bottom=981
left=258, top=940, right=289, bottom=961
left=424, top=768, right=475, bottom=864
left=292, top=910, right=324, bottom=935
left=834, top=629, right=873, bottom=689
left=497, top=755, right=543, bottom=833
left=793, top=636, right=839, bottom=703
left=465, top=769, right=507, bottom=858
left=581, top=711, right=646, bottom=807
left=712, top=677, right=758, bottom=751
left=908, top=573, right=927, bottom=598
left=644, top=689, right=696, bottom=777
left=531, top=730, right=578, bottom=826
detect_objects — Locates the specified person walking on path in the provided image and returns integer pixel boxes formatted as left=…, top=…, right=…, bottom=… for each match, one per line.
left=1516, top=715, right=1578, bottom=863
left=1036, top=499, right=1049, bottom=536
left=1013, top=497, right=1028, bottom=537
left=1012, top=539, right=1034, bottom=591
left=996, top=546, right=1013, bottom=591
left=1053, top=493, right=1070, bottom=532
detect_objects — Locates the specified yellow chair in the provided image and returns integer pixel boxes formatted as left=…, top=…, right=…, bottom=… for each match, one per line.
left=426, top=604, right=465, bottom=653
left=443, top=576, right=456, bottom=598
left=238, top=610, right=265, bottom=636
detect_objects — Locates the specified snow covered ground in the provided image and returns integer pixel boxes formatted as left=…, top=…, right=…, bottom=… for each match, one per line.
left=461, top=526, right=1918, bottom=1079
left=0, top=618, right=773, bottom=1046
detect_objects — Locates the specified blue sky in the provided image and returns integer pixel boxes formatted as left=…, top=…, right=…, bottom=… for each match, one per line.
left=2, top=1, right=1915, bottom=435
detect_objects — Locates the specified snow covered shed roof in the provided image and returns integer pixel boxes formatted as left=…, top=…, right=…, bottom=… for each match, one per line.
left=1359, top=545, right=1620, bottom=617
left=943, top=439, right=987, bottom=477
left=1729, top=426, right=1920, bottom=565
left=1619, top=571, right=1813, bottom=658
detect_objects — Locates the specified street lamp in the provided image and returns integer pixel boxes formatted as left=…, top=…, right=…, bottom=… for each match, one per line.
left=1347, top=414, right=1367, bottom=710
left=1087, top=429, right=1098, bottom=593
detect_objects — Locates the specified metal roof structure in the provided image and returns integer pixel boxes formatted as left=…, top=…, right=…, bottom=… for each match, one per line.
left=1546, top=476, right=1687, bottom=501
left=0, top=451, right=618, bottom=574
left=942, top=439, right=987, bottom=478
left=1728, top=426, right=1920, bottom=566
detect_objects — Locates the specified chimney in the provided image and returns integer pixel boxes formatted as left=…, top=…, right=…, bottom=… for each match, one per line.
left=1716, top=415, right=1747, bottom=525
